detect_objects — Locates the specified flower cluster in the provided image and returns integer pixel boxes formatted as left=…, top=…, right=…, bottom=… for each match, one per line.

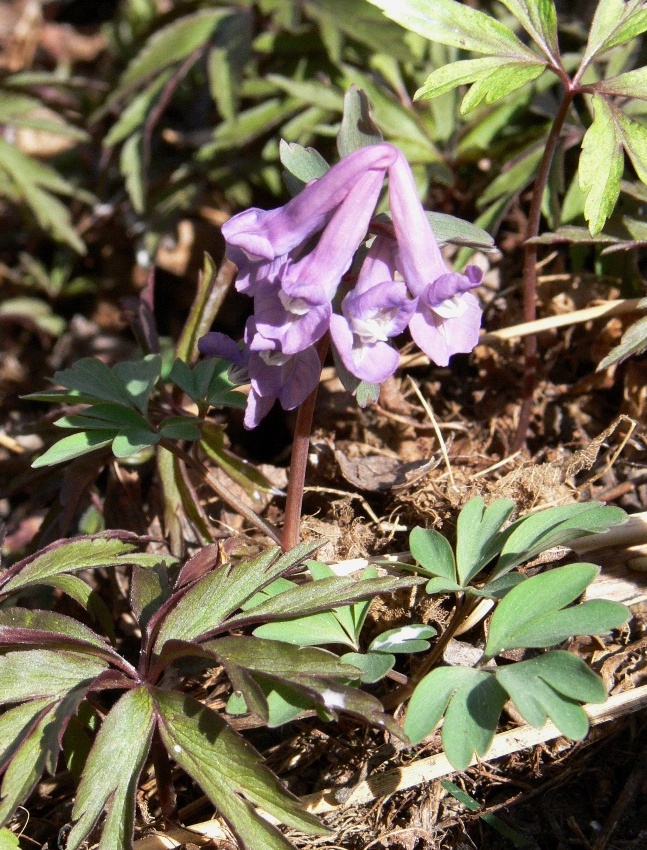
left=199, top=143, right=483, bottom=428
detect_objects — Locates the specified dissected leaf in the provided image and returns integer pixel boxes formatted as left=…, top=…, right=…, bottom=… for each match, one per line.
left=579, top=95, right=624, bottom=235
left=581, top=0, right=647, bottom=68
left=66, top=687, right=155, bottom=850
left=154, top=689, right=325, bottom=849
left=404, top=666, right=506, bottom=769
left=484, top=563, right=630, bottom=659
left=455, top=497, right=516, bottom=585
left=0, top=608, right=108, bottom=652
left=367, top=0, right=538, bottom=59
left=0, top=649, right=108, bottom=705
left=0, top=535, right=174, bottom=597
left=460, top=62, right=546, bottom=113
left=498, top=0, right=559, bottom=58
left=153, top=542, right=320, bottom=649
left=616, top=109, right=647, bottom=184
left=495, top=651, right=607, bottom=739
left=31, top=430, right=114, bottom=468
left=492, top=503, right=626, bottom=577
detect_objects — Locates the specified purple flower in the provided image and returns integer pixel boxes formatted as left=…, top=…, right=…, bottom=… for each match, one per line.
left=198, top=324, right=321, bottom=429
left=387, top=151, right=483, bottom=365
left=330, top=237, right=416, bottom=382
left=223, top=144, right=398, bottom=294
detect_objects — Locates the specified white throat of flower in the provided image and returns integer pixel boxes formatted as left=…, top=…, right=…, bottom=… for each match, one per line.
left=259, top=350, right=290, bottom=367
left=351, top=308, right=399, bottom=344
left=432, top=294, right=469, bottom=319
left=279, top=289, right=310, bottom=316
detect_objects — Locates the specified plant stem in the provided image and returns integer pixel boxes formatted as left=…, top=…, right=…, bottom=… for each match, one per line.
left=511, top=87, right=576, bottom=453
left=151, top=729, right=178, bottom=820
left=281, top=335, right=329, bottom=552
left=158, top=439, right=282, bottom=545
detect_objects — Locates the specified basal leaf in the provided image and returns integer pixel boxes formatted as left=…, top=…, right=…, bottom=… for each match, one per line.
left=579, top=95, right=624, bottom=235
left=367, top=0, right=538, bottom=59
left=1, top=534, right=174, bottom=596
left=31, top=430, right=114, bottom=468
left=368, top=624, right=436, bottom=654
left=0, top=608, right=108, bottom=651
left=0, top=698, right=54, bottom=770
left=404, top=666, right=506, bottom=770
left=409, top=526, right=456, bottom=581
left=207, top=636, right=362, bottom=680
left=484, top=563, right=629, bottom=659
left=51, top=358, right=134, bottom=407
left=493, top=503, right=626, bottom=577
left=66, top=687, right=155, bottom=850
left=0, top=689, right=88, bottom=825
left=456, top=497, right=516, bottom=585
left=339, top=651, right=395, bottom=683
left=495, top=651, right=607, bottom=739
left=55, top=403, right=153, bottom=432
left=253, top=610, right=355, bottom=648
left=153, top=542, right=320, bottom=649
left=154, top=689, right=325, bottom=849
left=0, top=649, right=108, bottom=705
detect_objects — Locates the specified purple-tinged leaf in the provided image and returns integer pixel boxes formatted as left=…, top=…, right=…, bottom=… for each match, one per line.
left=0, top=609, right=109, bottom=653
left=153, top=689, right=326, bottom=849
left=66, top=687, right=155, bottom=850
left=0, top=534, right=176, bottom=597
left=0, top=649, right=108, bottom=705
left=0, top=698, right=53, bottom=771
left=39, top=574, right=116, bottom=640
left=153, top=541, right=320, bottom=651
left=0, top=687, right=90, bottom=825
left=175, top=543, right=221, bottom=588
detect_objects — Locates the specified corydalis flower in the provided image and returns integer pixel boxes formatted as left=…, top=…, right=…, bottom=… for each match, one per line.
left=330, top=237, right=416, bottom=383
left=388, top=151, right=483, bottom=366
left=198, top=324, right=320, bottom=429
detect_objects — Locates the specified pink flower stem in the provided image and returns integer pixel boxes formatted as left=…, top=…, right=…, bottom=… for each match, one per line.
left=281, top=334, right=330, bottom=551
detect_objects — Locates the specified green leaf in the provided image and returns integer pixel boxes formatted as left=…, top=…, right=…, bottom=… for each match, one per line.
left=208, top=636, right=362, bottom=680
left=120, top=131, right=144, bottom=213
left=581, top=0, right=647, bottom=68
left=116, top=10, right=231, bottom=95
left=31, top=430, right=114, bottom=468
left=111, top=427, right=160, bottom=457
left=579, top=95, right=624, bottom=235
left=493, top=503, right=627, bottom=577
left=0, top=827, right=20, bottom=849
left=455, top=497, right=516, bottom=585
left=426, top=212, right=495, bottom=250
left=0, top=689, right=88, bottom=825
left=616, top=110, right=647, bottom=184
left=112, top=354, right=162, bottom=412
left=484, top=563, right=630, bottom=659
left=597, top=66, right=647, bottom=101
left=416, top=56, right=505, bottom=101
left=0, top=649, right=107, bottom=705
left=200, top=423, right=282, bottom=501
left=460, top=62, right=546, bottom=114
left=66, top=688, right=155, bottom=850
left=337, top=85, right=383, bottom=157
left=404, top=667, right=506, bottom=769
left=495, top=651, right=607, bottom=739
left=279, top=140, right=329, bottom=196
left=597, top=312, right=647, bottom=369
left=0, top=534, right=174, bottom=596
left=154, top=542, right=319, bottom=649
left=158, top=416, right=202, bottom=441
left=154, top=689, right=326, bottom=848
left=409, top=526, right=457, bottom=581
left=0, top=697, right=55, bottom=770
left=55, top=403, right=153, bottom=432
left=0, top=608, right=108, bottom=651
left=174, top=253, right=233, bottom=365
left=253, top=609, right=356, bottom=648
left=103, top=70, right=173, bottom=146
left=368, top=624, right=436, bottom=654
left=50, top=358, right=134, bottom=407
left=478, top=143, right=544, bottom=207
left=339, top=651, right=395, bottom=683
left=498, top=0, right=559, bottom=58
left=367, top=0, right=539, bottom=59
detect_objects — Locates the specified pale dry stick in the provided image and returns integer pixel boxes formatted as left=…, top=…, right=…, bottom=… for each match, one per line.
left=407, top=376, right=456, bottom=491
left=132, top=686, right=647, bottom=849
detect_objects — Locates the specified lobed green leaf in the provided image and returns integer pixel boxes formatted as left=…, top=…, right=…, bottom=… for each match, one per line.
left=579, top=95, right=624, bottom=235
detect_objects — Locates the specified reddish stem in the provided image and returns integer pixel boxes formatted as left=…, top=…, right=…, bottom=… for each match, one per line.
left=281, top=335, right=330, bottom=552
left=511, top=87, right=576, bottom=453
